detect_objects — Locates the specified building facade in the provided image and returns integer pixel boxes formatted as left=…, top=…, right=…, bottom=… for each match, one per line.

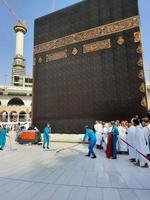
left=0, top=85, right=32, bottom=123
left=0, top=22, right=32, bottom=125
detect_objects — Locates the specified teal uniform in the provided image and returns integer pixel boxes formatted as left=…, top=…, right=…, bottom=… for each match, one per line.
left=111, top=126, right=119, bottom=158
left=83, top=128, right=97, bottom=157
left=43, top=126, right=51, bottom=148
left=0, top=128, right=8, bottom=150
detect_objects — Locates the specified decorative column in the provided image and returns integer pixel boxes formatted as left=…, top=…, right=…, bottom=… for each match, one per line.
left=12, top=23, right=27, bottom=86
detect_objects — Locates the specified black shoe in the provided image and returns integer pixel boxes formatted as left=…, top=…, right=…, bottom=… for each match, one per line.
left=129, top=158, right=136, bottom=162
left=140, top=163, right=149, bottom=168
left=133, top=160, right=140, bottom=166
left=85, top=154, right=90, bottom=157
left=91, top=155, right=96, bottom=159
left=112, top=156, right=117, bottom=159
left=0, top=148, right=3, bottom=150
left=47, top=147, right=49, bottom=149
left=43, top=146, right=45, bottom=149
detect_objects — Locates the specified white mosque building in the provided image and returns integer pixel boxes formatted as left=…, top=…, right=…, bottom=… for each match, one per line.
left=0, top=23, right=32, bottom=124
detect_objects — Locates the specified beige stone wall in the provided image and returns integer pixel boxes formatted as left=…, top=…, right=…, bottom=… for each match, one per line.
left=0, top=105, right=31, bottom=123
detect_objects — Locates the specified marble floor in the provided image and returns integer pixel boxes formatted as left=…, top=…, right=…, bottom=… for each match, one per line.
left=0, top=141, right=150, bottom=200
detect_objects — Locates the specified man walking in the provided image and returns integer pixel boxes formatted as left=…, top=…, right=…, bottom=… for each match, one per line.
left=83, top=125, right=97, bottom=159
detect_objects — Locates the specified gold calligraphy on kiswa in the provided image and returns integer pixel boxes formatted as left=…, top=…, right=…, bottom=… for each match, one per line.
left=141, top=96, right=147, bottom=108
left=139, top=83, right=146, bottom=93
left=34, top=15, right=139, bottom=55
left=136, top=44, right=142, bottom=54
left=134, top=32, right=141, bottom=43
left=137, top=57, right=143, bottom=67
left=83, top=39, right=111, bottom=53
left=46, top=50, right=67, bottom=63
left=117, top=36, right=125, bottom=45
left=138, top=70, right=144, bottom=79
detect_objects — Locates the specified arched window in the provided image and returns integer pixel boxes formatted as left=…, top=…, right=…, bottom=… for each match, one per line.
left=9, top=111, right=17, bottom=122
left=8, top=98, right=24, bottom=106
left=19, top=111, right=26, bottom=122
left=0, top=111, right=8, bottom=122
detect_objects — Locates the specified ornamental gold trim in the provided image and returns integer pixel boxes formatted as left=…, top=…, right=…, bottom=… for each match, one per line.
left=141, top=96, right=147, bottom=108
left=46, top=49, right=67, bottom=63
left=136, top=44, right=142, bottom=54
left=138, top=70, right=144, bottom=79
left=117, top=36, right=125, bottom=45
left=72, top=48, right=78, bottom=55
left=34, top=15, right=139, bottom=55
left=139, top=83, right=146, bottom=93
left=38, top=57, right=43, bottom=64
left=83, top=39, right=111, bottom=53
left=137, top=57, right=143, bottom=67
left=134, top=32, right=141, bottom=43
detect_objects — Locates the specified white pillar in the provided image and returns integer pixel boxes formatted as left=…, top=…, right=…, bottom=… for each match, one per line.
left=13, top=23, right=27, bottom=57
left=12, top=23, right=27, bottom=85
left=15, top=31, right=24, bottom=56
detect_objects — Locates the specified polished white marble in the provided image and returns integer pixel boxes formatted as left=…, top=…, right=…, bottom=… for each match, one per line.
left=0, top=141, right=149, bottom=200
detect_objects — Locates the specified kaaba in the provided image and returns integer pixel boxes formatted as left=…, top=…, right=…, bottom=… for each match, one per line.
left=33, top=0, right=148, bottom=133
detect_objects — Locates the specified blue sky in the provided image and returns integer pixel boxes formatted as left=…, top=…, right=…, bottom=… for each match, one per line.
left=0, top=0, right=150, bottom=85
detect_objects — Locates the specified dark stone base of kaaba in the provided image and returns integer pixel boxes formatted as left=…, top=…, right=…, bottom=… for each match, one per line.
left=33, top=0, right=148, bottom=133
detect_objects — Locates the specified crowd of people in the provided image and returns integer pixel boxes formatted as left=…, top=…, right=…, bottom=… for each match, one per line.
left=83, top=116, right=150, bottom=168
left=0, top=122, right=39, bottom=149
left=1, top=116, right=150, bottom=168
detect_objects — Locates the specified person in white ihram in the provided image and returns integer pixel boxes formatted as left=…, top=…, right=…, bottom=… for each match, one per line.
left=94, top=121, right=103, bottom=149
left=102, top=122, right=110, bottom=151
left=127, top=120, right=136, bottom=162
left=118, top=121, right=128, bottom=153
left=133, top=119, right=149, bottom=168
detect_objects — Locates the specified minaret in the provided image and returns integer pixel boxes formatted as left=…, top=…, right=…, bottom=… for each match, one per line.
left=12, top=22, right=27, bottom=86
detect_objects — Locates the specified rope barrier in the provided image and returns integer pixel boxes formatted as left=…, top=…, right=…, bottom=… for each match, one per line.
left=120, top=138, right=150, bottom=162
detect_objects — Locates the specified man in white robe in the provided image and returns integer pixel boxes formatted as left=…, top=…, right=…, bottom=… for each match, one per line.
left=118, top=121, right=128, bottom=153
left=102, top=122, right=110, bottom=151
left=127, top=121, right=136, bottom=162
left=94, top=121, right=103, bottom=149
left=134, top=119, right=149, bottom=168
left=143, top=124, right=150, bottom=155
